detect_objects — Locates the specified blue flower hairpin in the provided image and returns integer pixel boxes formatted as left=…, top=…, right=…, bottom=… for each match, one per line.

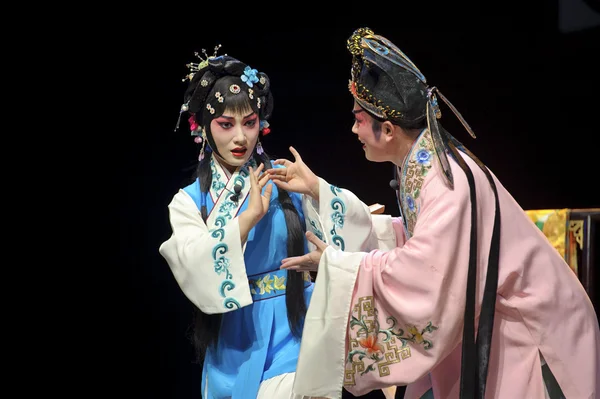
left=241, top=66, right=259, bottom=87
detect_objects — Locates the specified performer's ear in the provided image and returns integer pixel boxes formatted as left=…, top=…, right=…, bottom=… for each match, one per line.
left=382, top=121, right=395, bottom=141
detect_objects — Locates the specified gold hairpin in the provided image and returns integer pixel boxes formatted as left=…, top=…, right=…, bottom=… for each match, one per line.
left=181, top=44, right=224, bottom=82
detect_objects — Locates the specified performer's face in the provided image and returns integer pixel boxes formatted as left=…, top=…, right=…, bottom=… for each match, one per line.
left=210, top=109, right=259, bottom=172
left=351, top=102, right=388, bottom=162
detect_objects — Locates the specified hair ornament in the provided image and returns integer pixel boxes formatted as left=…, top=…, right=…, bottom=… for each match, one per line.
left=260, top=120, right=271, bottom=135
left=175, top=44, right=225, bottom=131
left=181, top=44, right=223, bottom=83
left=241, top=66, right=259, bottom=87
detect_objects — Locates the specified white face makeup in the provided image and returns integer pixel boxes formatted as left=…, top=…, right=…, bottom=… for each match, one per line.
left=210, top=110, right=259, bottom=172
left=351, top=103, right=388, bottom=162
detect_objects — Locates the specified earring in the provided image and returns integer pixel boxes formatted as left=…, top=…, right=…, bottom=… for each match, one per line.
left=198, top=128, right=207, bottom=161
left=256, top=140, right=264, bottom=155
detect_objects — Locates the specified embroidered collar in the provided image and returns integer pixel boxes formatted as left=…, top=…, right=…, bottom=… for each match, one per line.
left=399, top=129, right=435, bottom=238
left=209, top=155, right=258, bottom=202
left=206, top=155, right=258, bottom=229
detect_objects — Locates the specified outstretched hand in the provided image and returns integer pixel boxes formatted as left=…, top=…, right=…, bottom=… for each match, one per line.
left=280, top=231, right=328, bottom=272
left=267, top=146, right=320, bottom=200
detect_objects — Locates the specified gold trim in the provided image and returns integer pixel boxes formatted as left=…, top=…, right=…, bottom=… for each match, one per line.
left=568, top=220, right=584, bottom=250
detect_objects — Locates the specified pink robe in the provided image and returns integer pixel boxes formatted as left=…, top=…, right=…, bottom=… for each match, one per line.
left=291, top=129, right=599, bottom=399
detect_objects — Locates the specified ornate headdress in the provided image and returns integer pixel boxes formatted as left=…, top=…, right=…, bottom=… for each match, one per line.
left=174, top=45, right=272, bottom=159
left=347, top=27, right=477, bottom=189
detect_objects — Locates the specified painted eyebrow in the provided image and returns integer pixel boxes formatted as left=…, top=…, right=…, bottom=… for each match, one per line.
left=219, top=112, right=256, bottom=120
left=352, top=109, right=365, bottom=115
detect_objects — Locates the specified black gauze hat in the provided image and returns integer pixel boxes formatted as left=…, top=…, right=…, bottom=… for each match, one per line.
left=347, top=27, right=478, bottom=188
left=347, top=28, right=428, bottom=125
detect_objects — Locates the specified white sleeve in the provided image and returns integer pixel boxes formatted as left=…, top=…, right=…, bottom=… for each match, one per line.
left=159, top=190, right=252, bottom=314
left=301, top=177, right=387, bottom=252
left=370, top=214, right=397, bottom=251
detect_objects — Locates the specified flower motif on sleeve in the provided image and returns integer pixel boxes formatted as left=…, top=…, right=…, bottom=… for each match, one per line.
left=357, top=334, right=384, bottom=356
left=345, top=296, right=439, bottom=385
left=214, top=256, right=230, bottom=275
left=331, top=211, right=345, bottom=228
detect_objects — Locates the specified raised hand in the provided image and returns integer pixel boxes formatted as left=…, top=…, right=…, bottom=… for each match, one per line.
left=247, top=164, right=272, bottom=224
left=267, top=146, right=320, bottom=200
left=280, top=231, right=328, bottom=272
left=239, top=164, right=272, bottom=243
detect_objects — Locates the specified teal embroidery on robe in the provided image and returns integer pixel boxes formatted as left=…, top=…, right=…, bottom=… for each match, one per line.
left=309, top=219, right=324, bottom=241
left=210, top=239, right=240, bottom=309
left=211, top=216, right=227, bottom=241
left=206, top=159, right=257, bottom=311
left=233, top=165, right=249, bottom=189
left=219, top=201, right=236, bottom=216
left=329, top=185, right=346, bottom=250
left=210, top=158, right=226, bottom=193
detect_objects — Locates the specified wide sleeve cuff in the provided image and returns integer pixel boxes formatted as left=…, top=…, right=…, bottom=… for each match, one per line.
left=159, top=190, right=252, bottom=314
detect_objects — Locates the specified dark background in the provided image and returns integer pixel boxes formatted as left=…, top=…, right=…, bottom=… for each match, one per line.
left=119, top=2, right=599, bottom=398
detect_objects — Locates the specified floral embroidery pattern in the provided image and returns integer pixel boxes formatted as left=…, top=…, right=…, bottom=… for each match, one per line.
left=210, top=158, right=226, bottom=195
left=344, top=296, right=438, bottom=386
left=248, top=270, right=312, bottom=300
left=213, top=254, right=230, bottom=275
left=329, top=185, right=346, bottom=250
left=249, top=273, right=285, bottom=295
left=400, top=130, right=434, bottom=238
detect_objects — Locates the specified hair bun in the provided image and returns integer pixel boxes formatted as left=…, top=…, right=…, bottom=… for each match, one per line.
left=208, top=55, right=246, bottom=78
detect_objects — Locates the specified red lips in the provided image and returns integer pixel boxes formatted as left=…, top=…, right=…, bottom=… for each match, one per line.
left=231, top=147, right=247, bottom=157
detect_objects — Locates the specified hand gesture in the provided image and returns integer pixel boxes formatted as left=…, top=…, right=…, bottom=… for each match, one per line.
left=246, top=164, right=273, bottom=225
left=280, top=231, right=328, bottom=272
left=267, top=146, right=320, bottom=200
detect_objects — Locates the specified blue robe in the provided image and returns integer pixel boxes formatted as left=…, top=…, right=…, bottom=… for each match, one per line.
left=160, top=157, right=314, bottom=399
